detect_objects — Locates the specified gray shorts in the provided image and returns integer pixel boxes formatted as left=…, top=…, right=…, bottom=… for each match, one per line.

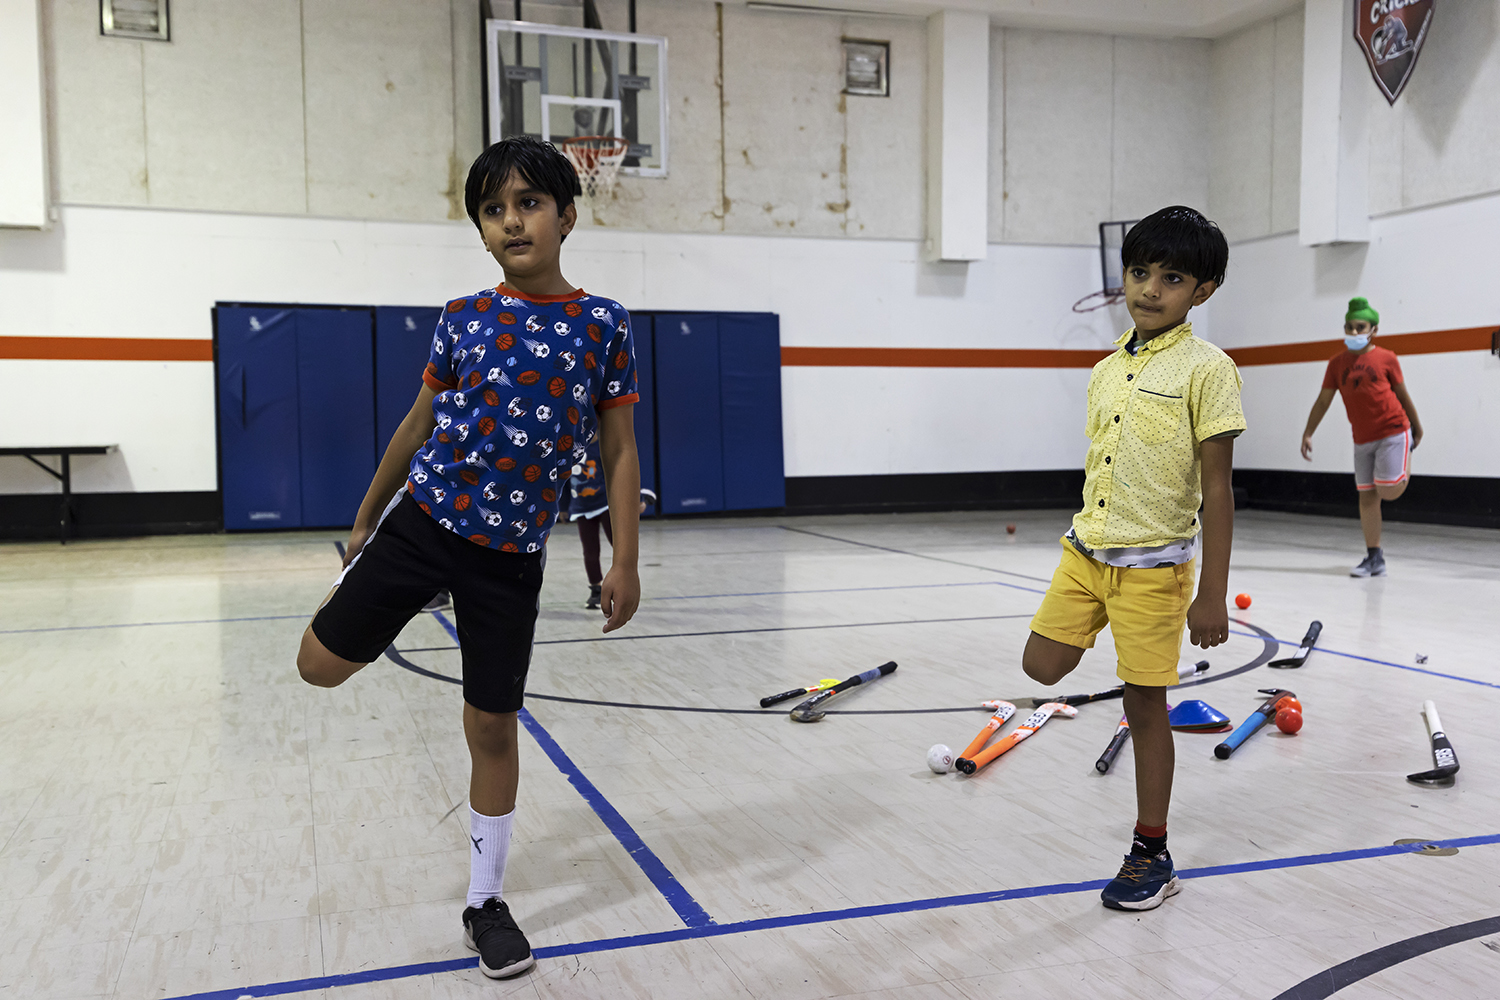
left=1354, top=429, right=1411, bottom=490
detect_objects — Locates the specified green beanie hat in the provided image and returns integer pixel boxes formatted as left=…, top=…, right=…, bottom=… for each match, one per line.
left=1346, top=297, right=1379, bottom=325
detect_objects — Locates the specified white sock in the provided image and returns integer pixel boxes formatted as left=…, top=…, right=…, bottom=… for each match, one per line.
left=467, top=806, right=514, bottom=909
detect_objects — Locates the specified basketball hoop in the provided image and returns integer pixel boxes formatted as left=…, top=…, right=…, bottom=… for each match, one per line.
left=560, top=136, right=629, bottom=202
left=1072, top=290, right=1126, bottom=313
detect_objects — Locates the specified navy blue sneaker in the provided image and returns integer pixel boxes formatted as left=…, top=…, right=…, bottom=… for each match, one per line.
left=1101, top=851, right=1180, bottom=911
left=462, top=898, right=535, bottom=978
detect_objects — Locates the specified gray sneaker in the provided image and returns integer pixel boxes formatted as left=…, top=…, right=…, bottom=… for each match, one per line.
left=1350, top=554, right=1387, bottom=577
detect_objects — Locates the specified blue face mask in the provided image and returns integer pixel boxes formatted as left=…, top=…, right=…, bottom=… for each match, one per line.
left=1344, top=333, right=1371, bottom=351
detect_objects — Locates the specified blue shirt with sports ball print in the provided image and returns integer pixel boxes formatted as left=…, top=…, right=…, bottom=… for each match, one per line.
left=408, top=284, right=639, bottom=552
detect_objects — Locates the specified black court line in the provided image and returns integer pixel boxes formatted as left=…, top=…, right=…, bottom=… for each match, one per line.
left=384, top=618, right=1279, bottom=716
left=1272, top=913, right=1500, bottom=999
left=779, top=525, right=1054, bottom=586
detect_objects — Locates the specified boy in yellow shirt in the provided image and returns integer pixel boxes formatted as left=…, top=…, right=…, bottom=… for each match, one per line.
left=1023, top=206, right=1245, bottom=910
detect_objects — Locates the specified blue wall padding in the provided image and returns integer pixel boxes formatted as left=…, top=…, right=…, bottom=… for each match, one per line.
left=653, top=314, right=725, bottom=514
left=217, top=307, right=304, bottom=530
left=719, top=312, right=785, bottom=510
left=375, top=307, right=441, bottom=455
left=297, top=308, right=377, bottom=528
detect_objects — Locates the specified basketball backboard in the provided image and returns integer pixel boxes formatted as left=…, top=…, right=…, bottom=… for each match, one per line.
left=484, top=20, right=669, bottom=178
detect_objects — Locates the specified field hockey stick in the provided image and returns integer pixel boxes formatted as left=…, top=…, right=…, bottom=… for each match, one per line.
left=1407, top=700, right=1460, bottom=784
left=1095, top=715, right=1130, bottom=774
left=955, top=702, right=1077, bottom=775
left=1269, top=621, right=1323, bottom=668
left=958, top=701, right=1018, bottom=760
left=789, top=661, right=898, bottom=722
left=1035, top=660, right=1210, bottom=708
left=1214, top=688, right=1294, bottom=759
left=760, top=678, right=841, bottom=708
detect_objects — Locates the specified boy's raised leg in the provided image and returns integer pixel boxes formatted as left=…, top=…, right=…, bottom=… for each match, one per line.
left=296, top=622, right=367, bottom=688
left=1102, top=683, right=1180, bottom=911
left=1021, top=631, right=1086, bottom=686
left=461, top=703, right=534, bottom=978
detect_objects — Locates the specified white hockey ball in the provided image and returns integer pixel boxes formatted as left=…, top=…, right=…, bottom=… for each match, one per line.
left=926, top=744, right=953, bottom=774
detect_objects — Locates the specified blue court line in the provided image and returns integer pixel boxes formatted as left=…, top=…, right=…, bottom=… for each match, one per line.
left=428, top=610, right=713, bottom=931
left=153, top=831, right=1500, bottom=1000
left=1233, top=628, right=1500, bottom=691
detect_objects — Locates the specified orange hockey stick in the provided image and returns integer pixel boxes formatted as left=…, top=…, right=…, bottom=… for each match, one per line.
left=959, top=701, right=1017, bottom=761
left=955, top=702, right=1077, bottom=775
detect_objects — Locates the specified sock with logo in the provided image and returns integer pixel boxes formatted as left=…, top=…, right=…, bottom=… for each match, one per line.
left=467, top=806, right=514, bottom=908
left=1130, top=821, right=1168, bottom=858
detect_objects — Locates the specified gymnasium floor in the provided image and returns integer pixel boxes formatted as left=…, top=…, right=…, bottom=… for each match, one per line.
left=2, top=508, right=1498, bottom=1000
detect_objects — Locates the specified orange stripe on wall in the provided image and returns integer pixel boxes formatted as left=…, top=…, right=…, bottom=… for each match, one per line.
left=0, top=337, right=214, bottom=362
left=782, top=326, right=1497, bottom=370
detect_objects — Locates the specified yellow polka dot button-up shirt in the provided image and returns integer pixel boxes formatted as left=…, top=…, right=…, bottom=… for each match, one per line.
left=1071, top=322, right=1245, bottom=550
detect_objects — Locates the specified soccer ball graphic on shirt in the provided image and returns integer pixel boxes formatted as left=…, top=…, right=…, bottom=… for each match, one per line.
left=553, top=321, right=571, bottom=336
left=572, top=384, right=588, bottom=403
left=501, top=424, right=528, bottom=447
left=606, top=380, right=622, bottom=395
left=524, top=339, right=550, bottom=358
left=477, top=507, right=504, bottom=527
left=452, top=392, right=467, bottom=409
left=535, top=404, right=553, bottom=422
left=486, top=368, right=512, bottom=386
left=591, top=306, right=613, bottom=324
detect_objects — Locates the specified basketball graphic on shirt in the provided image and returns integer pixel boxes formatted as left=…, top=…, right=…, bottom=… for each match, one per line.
left=475, top=298, right=492, bottom=312
left=558, top=434, right=573, bottom=451
left=548, top=376, right=567, bottom=397
left=468, top=533, right=490, bottom=545
left=587, top=324, right=602, bottom=342
left=497, top=312, right=516, bottom=326
left=501, top=541, right=518, bottom=552
left=446, top=300, right=464, bottom=313
left=453, top=493, right=472, bottom=511
left=467, top=371, right=483, bottom=388
left=523, top=464, right=541, bottom=481
left=452, top=447, right=466, bottom=463
left=614, top=351, right=629, bottom=370
left=418, top=501, right=432, bottom=513
left=536, top=511, right=549, bottom=526
left=584, top=352, right=596, bottom=370
left=564, top=302, right=583, bottom=317
left=542, top=488, right=556, bottom=502
left=495, top=457, right=516, bottom=471
left=567, top=406, right=579, bottom=425
left=437, top=432, right=450, bottom=443
left=483, top=389, right=500, bottom=407
left=460, top=469, right=480, bottom=485
left=518, top=371, right=540, bottom=385
left=495, top=332, right=514, bottom=350
left=478, top=416, right=496, bottom=436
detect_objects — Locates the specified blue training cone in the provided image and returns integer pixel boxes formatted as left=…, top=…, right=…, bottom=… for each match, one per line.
left=1169, top=700, right=1230, bottom=731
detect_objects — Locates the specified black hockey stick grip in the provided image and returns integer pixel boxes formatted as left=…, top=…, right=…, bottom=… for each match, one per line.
left=789, top=661, right=897, bottom=720
left=1095, top=725, right=1131, bottom=774
left=1302, top=621, right=1322, bottom=647
left=1037, top=686, right=1124, bottom=708
left=761, top=687, right=810, bottom=708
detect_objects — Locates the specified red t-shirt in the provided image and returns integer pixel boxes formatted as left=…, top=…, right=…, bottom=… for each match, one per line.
left=1322, top=345, right=1409, bottom=445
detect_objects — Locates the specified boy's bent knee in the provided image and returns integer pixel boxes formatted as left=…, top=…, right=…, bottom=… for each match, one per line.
left=297, top=627, right=365, bottom=687
left=1022, top=632, right=1085, bottom=686
left=1375, top=480, right=1407, bottom=501
left=464, top=704, right=519, bottom=755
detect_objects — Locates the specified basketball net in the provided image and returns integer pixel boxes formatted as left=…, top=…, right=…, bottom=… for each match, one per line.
left=1072, top=290, right=1126, bottom=313
left=560, top=136, right=629, bottom=203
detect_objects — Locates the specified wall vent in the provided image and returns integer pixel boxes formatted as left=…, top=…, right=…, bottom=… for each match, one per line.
left=101, top=0, right=170, bottom=41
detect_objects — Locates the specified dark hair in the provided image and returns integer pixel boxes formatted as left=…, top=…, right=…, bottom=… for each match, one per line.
left=464, top=137, right=582, bottom=233
left=1121, top=206, right=1228, bottom=287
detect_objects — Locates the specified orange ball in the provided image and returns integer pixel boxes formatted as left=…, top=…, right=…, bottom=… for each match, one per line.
left=1275, top=696, right=1302, bottom=713
left=1234, top=593, right=1252, bottom=609
left=1276, top=707, right=1303, bottom=734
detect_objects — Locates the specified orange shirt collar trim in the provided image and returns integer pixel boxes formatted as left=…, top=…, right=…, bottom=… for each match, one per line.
left=495, top=283, right=587, bottom=304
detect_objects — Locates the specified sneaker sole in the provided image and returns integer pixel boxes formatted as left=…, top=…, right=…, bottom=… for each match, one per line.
left=464, top=926, right=536, bottom=979
left=1102, top=876, right=1180, bottom=911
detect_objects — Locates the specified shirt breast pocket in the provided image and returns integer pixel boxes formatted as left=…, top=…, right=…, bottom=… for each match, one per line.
left=1131, top=388, right=1186, bottom=445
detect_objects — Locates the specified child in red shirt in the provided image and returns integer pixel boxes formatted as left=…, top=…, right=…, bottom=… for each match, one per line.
left=1300, top=297, right=1424, bottom=577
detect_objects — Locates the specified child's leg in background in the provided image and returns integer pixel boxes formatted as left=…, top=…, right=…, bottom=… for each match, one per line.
left=578, top=516, right=604, bottom=586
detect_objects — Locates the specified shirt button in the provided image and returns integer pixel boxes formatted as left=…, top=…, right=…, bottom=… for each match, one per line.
left=1113, top=415, right=1120, bottom=423
left=1098, top=499, right=1105, bottom=508
left=1105, top=456, right=1111, bottom=464
left=1126, top=374, right=1134, bottom=381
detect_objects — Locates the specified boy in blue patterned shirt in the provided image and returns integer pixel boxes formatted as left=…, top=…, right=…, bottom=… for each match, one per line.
left=296, top=137, right=642, bottom=979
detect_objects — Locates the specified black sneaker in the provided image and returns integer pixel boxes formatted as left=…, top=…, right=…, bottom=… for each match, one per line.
left=462, top=898, right=534, bottom=978
left=1350, top=554, right=1387, bottom=578
left=1100, top=851, right=1180, bottom=911
left=585, top=585, right=601, bottom=610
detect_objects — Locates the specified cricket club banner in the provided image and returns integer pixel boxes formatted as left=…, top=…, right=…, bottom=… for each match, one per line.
left=1355, top=0, right=1434, bottom=104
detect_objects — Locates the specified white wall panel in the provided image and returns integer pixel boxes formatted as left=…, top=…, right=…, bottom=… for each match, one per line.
left=843, top=15, right=925, bottom=241
left=1204, top=190, right=1500, bottom=477
left=303, top=0, right=455, bottom=221
left=0, top=0, right=49, bottom=228
left=1269, top=9, right=1303, bottom=234
left=1110, top=36, right=1211, bottom=220
left=0, top=205, right=1122, bottom=492
left=43, top=0, right=148, bottom=206
left=1209, top=19, right=1274, bottom=240
left=985, top=27, right=1005, bottom=243
left=141, top=0, right=306, bottom=214
left=1001, top=29, right=1113, bottom=244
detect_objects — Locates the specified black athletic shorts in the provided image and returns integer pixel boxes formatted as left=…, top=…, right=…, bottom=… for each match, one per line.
left=311, top=491, right=544, bottom=714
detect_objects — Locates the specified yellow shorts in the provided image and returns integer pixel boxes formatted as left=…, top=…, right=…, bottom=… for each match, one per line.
left=1029, top=538, right=1196, bottom=687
